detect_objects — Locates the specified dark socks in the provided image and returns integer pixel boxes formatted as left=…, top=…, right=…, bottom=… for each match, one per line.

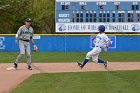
left=98, top=59, right=105, bottom=63
left=81, top=59, right=89, bottom=67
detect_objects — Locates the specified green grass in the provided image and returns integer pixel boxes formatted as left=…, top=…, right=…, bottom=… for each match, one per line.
left=0, top=52, right=140, bottom=63
left=11, top=71, right=140, bottom=93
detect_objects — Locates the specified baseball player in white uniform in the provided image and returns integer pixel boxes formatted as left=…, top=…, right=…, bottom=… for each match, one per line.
left=77, top=25, right=111, bottom=68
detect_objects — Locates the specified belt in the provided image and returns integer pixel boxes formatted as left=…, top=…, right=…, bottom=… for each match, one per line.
left=20, top=39, right=30, bottom=42
left=96, top=46, right=101, bottom=48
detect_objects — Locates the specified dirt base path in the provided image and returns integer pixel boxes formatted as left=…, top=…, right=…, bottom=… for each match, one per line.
left=0, top=62, right=140, bottom=93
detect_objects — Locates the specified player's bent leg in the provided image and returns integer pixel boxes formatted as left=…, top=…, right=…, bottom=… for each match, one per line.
left=98, top=59, right=108, bottom=68
left=91, top=53, right=99, bottom=63
left=92, top=55, right=107, bottom=68
left=14, top=41, right=25, bottom=69
left=92, top=58, right=98, bottom=63
left=26, top=55, right=32, bottom=70
left=77, top=52, right=91, bottom=68
left=25, top=43, right=32, bottom=70
left=98, top=59, right=105, bottom=63
left=26, top=55, right=31, bottom=65
left=14, top=54, right=24, bottom=69
left=78, top=59, right=89, bottom=68
left=15, top=54, right=24, bottom=64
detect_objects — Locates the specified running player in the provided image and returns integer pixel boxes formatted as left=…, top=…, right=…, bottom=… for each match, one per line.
left=77, top=25, right=111, bottom=69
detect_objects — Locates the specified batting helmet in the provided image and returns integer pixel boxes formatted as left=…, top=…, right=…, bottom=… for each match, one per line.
left=98, top=25, right=105, bottom=32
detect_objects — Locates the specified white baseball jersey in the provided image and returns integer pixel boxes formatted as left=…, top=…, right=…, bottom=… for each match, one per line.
left=86, top=33, right=110, bottom=62
left=94, top=33, right=110, bottom=48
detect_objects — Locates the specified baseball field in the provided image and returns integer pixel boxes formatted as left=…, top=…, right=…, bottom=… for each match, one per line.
left=1, top=0, right=140, bottom=93
left=11, top=71, right=140, bottom=93
left=0, top=52, right=140, bottom=93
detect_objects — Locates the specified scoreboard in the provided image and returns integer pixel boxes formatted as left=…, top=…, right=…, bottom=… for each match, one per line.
left=55, top=0, right=140, bottom=33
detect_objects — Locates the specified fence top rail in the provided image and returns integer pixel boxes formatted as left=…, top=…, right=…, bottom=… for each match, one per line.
left=0, top=34, right=140, bottom=36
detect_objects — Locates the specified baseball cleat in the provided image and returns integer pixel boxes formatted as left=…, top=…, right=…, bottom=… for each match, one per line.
left=14, top=63, right=17, bottom=69
left=28, top=66, right=32, bottom=70
left=77, top=62, right=83, bottom=69
left=104, top=61, right=108, bottom=68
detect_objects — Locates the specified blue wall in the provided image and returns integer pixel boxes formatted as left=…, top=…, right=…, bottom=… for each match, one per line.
left=0, top=36, right=140, bottom=52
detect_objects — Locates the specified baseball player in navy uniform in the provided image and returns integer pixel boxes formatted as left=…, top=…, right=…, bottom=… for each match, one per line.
left=14, top=18, right=38, bottom=70
left=77, top=25, right=110, bottom=69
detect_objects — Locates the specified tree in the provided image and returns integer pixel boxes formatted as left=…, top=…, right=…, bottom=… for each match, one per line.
left=31, top=0, right=55, bottom=34
left=0, top=0, right=55, bottom=34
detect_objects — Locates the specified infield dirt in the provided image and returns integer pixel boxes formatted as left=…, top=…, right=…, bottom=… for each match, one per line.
left=0, top=62, right=140, bottom=93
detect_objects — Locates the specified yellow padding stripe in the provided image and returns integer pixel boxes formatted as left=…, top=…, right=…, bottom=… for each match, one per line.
left=0, top=34, right=140, bottom=36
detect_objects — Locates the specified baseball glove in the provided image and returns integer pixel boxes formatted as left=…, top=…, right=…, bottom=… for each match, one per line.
left=33, top=45, right=38, bottom=52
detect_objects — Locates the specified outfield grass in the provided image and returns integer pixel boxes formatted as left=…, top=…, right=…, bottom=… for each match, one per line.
left=0, top=52, right=140, bottom=63
left=11, top=71, right=140, bottom=93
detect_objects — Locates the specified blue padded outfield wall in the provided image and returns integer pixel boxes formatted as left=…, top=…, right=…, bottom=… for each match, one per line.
left=0, top=35, right=140, bottom=52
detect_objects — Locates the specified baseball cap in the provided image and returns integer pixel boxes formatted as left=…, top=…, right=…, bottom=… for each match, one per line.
left=25, top=18, right=32, bottom=22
